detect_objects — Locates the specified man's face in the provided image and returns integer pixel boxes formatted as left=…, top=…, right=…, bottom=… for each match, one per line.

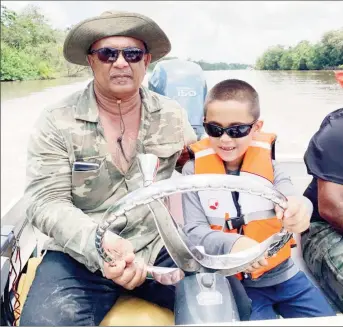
left=205, top=99, right=263, bottom=169
left=87, top=36, right=151, bottom=98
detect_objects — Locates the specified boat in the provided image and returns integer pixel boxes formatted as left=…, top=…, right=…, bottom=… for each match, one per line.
left=1, top=60, right=341, bottom=326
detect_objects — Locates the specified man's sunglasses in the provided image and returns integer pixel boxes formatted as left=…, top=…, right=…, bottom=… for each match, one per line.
left=203, top=121, right=257, bottom=138
left=88, top=47, right=146, bottom=64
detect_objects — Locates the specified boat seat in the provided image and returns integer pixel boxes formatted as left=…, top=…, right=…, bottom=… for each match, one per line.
left=15, top=257, right=174, bottom=326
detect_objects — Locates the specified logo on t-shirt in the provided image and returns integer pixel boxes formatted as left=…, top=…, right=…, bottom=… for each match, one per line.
left=208, top=199, right=219, bottom=210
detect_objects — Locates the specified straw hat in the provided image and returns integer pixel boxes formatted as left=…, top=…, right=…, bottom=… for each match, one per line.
left=63, top=10, right=171, bottom=66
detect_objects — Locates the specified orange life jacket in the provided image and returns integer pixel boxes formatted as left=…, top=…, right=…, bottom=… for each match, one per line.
left=189, top=132, right=295, bottom=280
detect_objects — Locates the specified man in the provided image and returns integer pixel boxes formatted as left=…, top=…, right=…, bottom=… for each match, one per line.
left=20, top=10, right=197, bottom=325
left=301, top=71, right=343, bottom=312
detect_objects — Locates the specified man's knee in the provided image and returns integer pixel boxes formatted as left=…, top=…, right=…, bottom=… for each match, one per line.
left=20, top=292, right=93, bottom=326
left=301, top=224, right=329, bottom=273
left=322, top=251, right=343, bottom=311
left=19, top=251, right=119, bottom=325
left=302, top=228, right=343, bottom=312
left=302, top=225, right=342, bottom=276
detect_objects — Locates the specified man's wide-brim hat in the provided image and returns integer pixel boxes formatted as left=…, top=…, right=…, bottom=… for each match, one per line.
left=63, top=10, right=171, bottom=66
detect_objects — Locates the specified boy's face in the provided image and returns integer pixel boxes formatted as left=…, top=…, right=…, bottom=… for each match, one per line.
left=205, top=99, right=263, bottom=170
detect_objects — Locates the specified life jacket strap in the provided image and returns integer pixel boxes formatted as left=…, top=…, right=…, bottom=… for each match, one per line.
left=225, top=209, right=276, bottom=231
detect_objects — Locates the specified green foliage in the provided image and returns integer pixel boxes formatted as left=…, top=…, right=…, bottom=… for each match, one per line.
left=1, top=4, right=57, bottom=51
left=1, top=42, right=39, bottom=80
left=279, top=49, right=293, bottom=70
left=256, top=28, right=343, bottom=71
left=1, top=4, right=89, bottom=81
left=256, top=45, right=285, bottom=70
left=1, top=5, right=16, bottom=27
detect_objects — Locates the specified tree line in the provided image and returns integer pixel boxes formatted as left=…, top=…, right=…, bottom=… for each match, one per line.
left=0, top=5, right=252, bottom=81
left=255, top=28, right=343, bottom=71
left=2, top=4, right=341, bottom=81
left=1, top=4, right=91, bottom=81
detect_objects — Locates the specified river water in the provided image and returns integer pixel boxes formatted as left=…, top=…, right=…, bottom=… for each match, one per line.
left=1, top=71, right=342, bottom=211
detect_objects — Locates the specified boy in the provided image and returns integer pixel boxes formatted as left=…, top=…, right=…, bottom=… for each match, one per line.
left=182, top=79, right=336, bottom=320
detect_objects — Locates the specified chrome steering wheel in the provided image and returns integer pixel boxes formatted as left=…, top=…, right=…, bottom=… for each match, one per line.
left=95, top=154, right=292, bottom=280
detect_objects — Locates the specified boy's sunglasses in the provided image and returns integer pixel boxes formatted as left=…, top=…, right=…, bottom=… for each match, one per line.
left=203, top=120, right=257, bottom=138
left=88, top=47, right=146, bottom=64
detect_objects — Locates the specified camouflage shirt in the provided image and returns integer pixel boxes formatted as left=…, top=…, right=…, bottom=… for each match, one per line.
left=25, top=81, right=197, bottom=273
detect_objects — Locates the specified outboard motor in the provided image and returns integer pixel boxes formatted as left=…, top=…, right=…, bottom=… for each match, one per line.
left=148, top=59, right=207, bottom=140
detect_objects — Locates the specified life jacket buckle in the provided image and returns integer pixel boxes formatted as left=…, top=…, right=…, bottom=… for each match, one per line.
left=226, top=215, right=247, bottom=230
left=243, top=272, right=252, bottom=280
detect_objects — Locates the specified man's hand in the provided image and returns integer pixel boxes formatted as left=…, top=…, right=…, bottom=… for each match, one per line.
left=175, top=146, right=191, bottom=173
left=275, top=196, right=310, bottom=233
left=102, top=234, right=147, bottom=290
left=230, top=236, right=269, bottom=274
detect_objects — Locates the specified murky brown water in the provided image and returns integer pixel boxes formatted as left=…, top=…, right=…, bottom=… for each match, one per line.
left=0, top=76, right=91, bottom=102
left=1, top=71, right=342, bottom=211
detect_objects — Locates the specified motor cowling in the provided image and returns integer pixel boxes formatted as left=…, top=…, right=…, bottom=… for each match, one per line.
left=148, top=59, right=207, bottom=140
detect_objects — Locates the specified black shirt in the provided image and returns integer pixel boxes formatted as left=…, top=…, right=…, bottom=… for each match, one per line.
left=303, top=108, right=343, bottom=222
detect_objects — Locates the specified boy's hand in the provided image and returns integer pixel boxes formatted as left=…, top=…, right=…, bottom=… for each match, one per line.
left=275, top=196, right=310, bottom=233
left=149, top=267, right=185, bottom=285
left=230, top=236, right=269, bottom=273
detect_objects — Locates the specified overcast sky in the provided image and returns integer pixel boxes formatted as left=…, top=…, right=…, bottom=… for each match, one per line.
left=2, top=1, right=343, bottom=64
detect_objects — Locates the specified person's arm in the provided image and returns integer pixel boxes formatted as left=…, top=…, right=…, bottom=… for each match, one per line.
left=24, top=109, right=118, bottom=273
left=181, top=160, right=242, bottom=255
left=273, top=160, right=313, bottom=216
left=304, top=112, right=343, bottom=233
left=317, top=180, right=343, bottom=233
left=175, top=107, right=197, bottom=172
left=272, top=160, right=313, bottom=233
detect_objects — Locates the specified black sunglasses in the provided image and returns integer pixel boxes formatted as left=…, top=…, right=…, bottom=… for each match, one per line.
left=203, top=120, right=257, bottom=138
left=89, top=47, right=146, bottom=63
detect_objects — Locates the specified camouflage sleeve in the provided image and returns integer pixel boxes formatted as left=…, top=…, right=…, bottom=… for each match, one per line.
left=175, top=107, right=197, bottom=173
left=24, top=109, right=109, bottom=273
left=180, top=106, right=197, bottom=146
